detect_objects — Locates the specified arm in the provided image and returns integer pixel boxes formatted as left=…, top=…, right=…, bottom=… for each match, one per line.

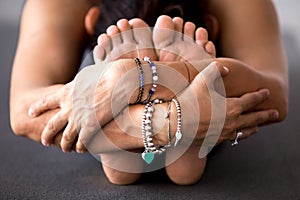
left=84, top=62, right=277, bottom=153
left=206, top=0, right=288, bottom=119
left=10, top=0, right=98, bottom=144
left=30, top=59, right=277, bottom=153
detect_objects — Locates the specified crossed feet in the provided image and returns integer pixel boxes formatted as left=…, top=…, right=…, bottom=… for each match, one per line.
left=93, top=15, right=216, bottom=63
left=93, top=15, right=216, bottom=185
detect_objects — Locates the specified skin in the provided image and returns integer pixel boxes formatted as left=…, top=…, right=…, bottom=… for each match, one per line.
left=10, top=0, right=288, bottom=185
left=84, top=16, right=282, bottom=185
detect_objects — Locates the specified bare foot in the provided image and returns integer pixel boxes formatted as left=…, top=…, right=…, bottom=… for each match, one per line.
left=153, top=15, right=215, bottom=62
left=92, top=18, right=159, bottom=185
left=93, top=18, right=157, bottom=63
left=152, top=15, right=212, bottom=185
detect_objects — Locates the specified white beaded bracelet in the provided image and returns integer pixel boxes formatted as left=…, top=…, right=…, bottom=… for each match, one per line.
left=141, top=99, right=166, bottom=164
left=172, top=98, right=182, bottom=147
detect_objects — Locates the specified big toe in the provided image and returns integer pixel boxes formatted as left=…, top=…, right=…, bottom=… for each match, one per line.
left=153, top=15, right=175, bottom=49
left=129, top=18, right=153, bottom=49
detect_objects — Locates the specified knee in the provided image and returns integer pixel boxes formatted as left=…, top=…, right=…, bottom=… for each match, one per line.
left=102, top=165, right=141, bottom=185
left=166, top=170, right=204, bottom=186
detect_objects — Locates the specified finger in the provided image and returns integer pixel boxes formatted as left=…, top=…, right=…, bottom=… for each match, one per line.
left=41, top=111, right=68, bottom=146
left=53, top=132, right=63, bottom=148
left=60, top=122, right=78, bottom=153
left=218, top=126, right=259, bottom=144
left=239, top=89, right=270, bottom=112
left=198, top=61, right=229, bottom=87
left=28, top=94, right=61, bottom=117
left=238, top=126, right=259, bottom=140
left=238, top=109, right=279, bottom=128
left=75, top=139, right=87, bottom=154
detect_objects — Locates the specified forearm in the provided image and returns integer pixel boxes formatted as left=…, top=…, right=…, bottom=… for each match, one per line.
left=153, top=58, right=286, bottom=120
left=214, top=57, right=288, bottom=121
left=10, top=0, right=93, bottom=144
left=86, top=103, right=175, bottom=153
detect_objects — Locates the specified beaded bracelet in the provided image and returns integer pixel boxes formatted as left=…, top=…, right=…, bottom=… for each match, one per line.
left=143, top=57, right=158, bottom=104
left=172, top=98, right=182, bottom=147
left=165, top=101, right=172, bottom=147
left=134, top=58, right=144, bottom=104
left=141, top=99, right=166, bottom=164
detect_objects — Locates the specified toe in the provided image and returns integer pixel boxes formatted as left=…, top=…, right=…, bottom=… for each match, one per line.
left=106, top=25, right=122, bottom=47
left=117, top=18, right=134, bottom=43
left=97, top=34, right=112, bottom=52
left=172, top=17, right=184, bottom=32
left=93, top=45, right=106, bottom=63
left=128, top=18, right=155, bottom=59
left=195, top=27, right=209, bottom=46
left=205, top=41, right=216, bottom=57
left=129, top=18, right=152, bottom=46
left=183, top=22, right=196, bottom=41
left=153, top=15, right=175, bottom=48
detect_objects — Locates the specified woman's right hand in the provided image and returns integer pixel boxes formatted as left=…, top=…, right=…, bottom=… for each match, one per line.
left=27, top=60, right=131, bottom=153
left=177, top=62, right=279, bottom=156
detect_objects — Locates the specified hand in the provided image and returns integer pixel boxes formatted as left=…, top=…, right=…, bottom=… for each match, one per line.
left=28, top=81, right=83, bottom=153
left=28, top=61, right=130, bottom=153
left=177, top=62, right=279, bottom=157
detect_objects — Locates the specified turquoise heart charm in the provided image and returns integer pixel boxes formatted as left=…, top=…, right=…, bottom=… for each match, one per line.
left=142, top=152, right=154, bottom=164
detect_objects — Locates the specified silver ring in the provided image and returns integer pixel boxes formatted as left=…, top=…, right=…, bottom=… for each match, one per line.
left=231, top=130, right=243, bottom=146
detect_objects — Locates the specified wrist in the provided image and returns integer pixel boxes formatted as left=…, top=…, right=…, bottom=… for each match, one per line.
left=151, top=100, right=178, bottom=147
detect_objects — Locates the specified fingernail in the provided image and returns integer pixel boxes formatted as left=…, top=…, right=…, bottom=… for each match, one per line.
left=262, top=89, right=270, bottom=97
left=41, top=138, right=49, bottom=147
left=28, top=108, right=35, bottom=117
left=62, top=149, right=70, bottom=154
left=76, top=149, right=84, bottom=154
left=273, top=111, right=279, bottom=120
left=220, top=66, right=229, bottom=76
left=223, top=66, right=229, bottom=73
